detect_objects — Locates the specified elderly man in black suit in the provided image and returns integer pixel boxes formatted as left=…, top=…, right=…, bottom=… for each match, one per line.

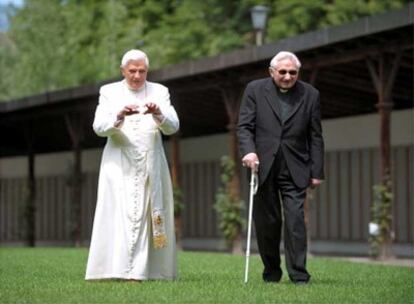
left=237, top=51, right=324, bottom=285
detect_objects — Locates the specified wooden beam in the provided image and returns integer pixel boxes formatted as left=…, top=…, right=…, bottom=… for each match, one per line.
left=304, top=41, right=412, bottom=70
left=384, top=52, right=403, bottom=98
left=317, top=69, right=411, bottom=100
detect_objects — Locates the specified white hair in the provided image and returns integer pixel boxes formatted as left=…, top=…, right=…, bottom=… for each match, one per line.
left=269, top=51, right=301, bottom=69
left=120, top=49, right=149, bottom=68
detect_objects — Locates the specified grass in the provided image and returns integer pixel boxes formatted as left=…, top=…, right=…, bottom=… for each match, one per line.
left=0, top=248, right=413, bottom=303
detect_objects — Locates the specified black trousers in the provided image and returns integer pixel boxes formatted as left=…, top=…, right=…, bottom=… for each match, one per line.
left=253, top=150, right=310, bottom=283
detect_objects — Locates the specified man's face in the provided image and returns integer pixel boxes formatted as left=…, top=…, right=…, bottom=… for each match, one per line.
left=269, top=58, right=299, bottom=90
left=121, top=59, right=148, bottom=90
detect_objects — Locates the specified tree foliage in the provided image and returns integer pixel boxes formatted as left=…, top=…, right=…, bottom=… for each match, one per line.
left=266, top=0, right=409, bottom=40
left=369, top=179, right=393, bottom=258
left=0, top=0, right=410, bottom=101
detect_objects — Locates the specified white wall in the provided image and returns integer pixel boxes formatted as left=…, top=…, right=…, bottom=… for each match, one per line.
left=164, top=133, right=229, bottom=163
left=1, top=109, right=413, bottom=178
left=323, top=109, right=414, bottom=151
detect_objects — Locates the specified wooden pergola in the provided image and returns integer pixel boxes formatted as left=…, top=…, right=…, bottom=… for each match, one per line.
left=0, top=4, right=412, bottom=253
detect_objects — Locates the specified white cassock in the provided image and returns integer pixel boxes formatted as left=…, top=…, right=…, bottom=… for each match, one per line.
left=85, top=80, right=179, bottom=281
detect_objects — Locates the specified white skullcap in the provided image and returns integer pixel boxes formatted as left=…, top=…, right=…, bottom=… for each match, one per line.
left=120, top=49, right=149, bottom=68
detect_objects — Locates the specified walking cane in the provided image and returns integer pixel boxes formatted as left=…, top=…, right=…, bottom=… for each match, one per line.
left=244, top=162, right=258, bottom=284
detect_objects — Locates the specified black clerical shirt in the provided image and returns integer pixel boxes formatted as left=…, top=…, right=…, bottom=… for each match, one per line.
left=276, top=87, right=293, bottom=124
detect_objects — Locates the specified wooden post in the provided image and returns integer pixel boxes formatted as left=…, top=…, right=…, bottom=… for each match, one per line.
left=24, top=121, right=36, bottom=247
left=64, top=113, right=84, bottom=247
left=170, top=134, right=183, bottom=250
left=221, top=87, right=243, bottom=254
left=221, top=89, right=241, bottom=202
left=171, top=134, right=180, bottom=187
left=304, top=69, right=319, bottom=255
left=366, top=51, right=402, bottom=259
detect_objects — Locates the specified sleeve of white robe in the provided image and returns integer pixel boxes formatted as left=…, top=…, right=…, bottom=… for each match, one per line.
left=92, top=86, right=123, bottom=137
left=152, top=87, right=180, bottom=135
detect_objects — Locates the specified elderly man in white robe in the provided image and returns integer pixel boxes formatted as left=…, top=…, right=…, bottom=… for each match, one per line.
left=85, top=49, right=179, bottom=281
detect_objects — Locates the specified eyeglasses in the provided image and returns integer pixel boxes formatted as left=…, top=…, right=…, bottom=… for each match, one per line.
left=277, top=69, right=298, bottom=76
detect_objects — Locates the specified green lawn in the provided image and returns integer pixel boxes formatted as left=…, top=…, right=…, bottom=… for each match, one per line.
left=0, top=248, right=413, bottom=303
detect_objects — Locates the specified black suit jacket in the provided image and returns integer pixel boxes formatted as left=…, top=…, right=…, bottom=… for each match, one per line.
left=237, top=78, right=324, bottom=188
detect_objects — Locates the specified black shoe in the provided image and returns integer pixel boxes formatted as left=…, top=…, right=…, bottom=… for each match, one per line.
left=263, top=273, right=281, bottom=283
left=262, top=271, right=282, bottom=283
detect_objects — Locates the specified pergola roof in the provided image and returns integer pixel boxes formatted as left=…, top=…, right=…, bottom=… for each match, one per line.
left=0, top=4, right=412, bottom=157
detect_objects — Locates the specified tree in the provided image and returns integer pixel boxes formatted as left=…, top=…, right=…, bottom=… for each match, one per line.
left=142, top=0, right=253, bottom=68
left=266, top=0, right=410, bottom=41
left=7, top=0, right=69, bottom=98
left=0, top=0, right=410, bottom=100
left=0, top=32, right=17, bottom=100
left=2, top=0, right=146, bottom=100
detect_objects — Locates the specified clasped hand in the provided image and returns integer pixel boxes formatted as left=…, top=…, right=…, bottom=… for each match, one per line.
left=117, top=102, right=161, bottom=121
